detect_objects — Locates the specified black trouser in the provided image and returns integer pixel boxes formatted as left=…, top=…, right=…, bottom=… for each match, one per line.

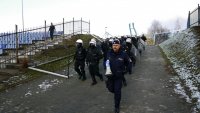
left=88, top=63, right=102, bottom=83
left=113, top=78, right=123, bottom=109
left=74, top=61, right=86, bottom=79
left=50, top=32, right=54, bottom=40
left=103, top=55, right=107, bottom=69
left=122, top=75, right=126, bottom=84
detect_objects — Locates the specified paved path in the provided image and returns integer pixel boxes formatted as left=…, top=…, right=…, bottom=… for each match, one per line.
left=0, top=46, right=191, bottom=113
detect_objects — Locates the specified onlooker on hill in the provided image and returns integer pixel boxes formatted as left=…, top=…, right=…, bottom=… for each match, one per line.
left=49, top=23, right=55, bottom=40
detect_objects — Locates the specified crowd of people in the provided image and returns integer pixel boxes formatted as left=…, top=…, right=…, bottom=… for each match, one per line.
left=73, top=35, right=146, bottom=113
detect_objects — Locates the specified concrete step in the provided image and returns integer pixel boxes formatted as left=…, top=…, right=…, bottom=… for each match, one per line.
left=6, top=63, right=22, bottom=69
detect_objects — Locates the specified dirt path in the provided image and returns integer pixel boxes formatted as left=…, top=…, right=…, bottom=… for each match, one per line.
left=121, top=46, right=191, bottom=113
left=0, top=46, right=191, bottom=113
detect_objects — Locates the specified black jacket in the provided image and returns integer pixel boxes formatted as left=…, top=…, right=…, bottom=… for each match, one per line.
left=107, top=49, right=131, bottom=79
left=86, top=46, right=103, bottom=64
left=74, top=47, right=87, bottom=61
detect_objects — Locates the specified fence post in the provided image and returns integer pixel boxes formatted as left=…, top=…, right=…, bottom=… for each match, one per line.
left=81, top=18, right=82, bottom=34
left=73, top=17, right=74, bottom=35
left=89, top=20, right=90, bottom=34
left=45, top=20, right=47, bottom=40
left=15, top=25, right=19, bottom=63
left=198, top=4, right=200, bottom=26
left=63, top=18, right=65, bottom=38
left=187, top=11, right=190, bottom=28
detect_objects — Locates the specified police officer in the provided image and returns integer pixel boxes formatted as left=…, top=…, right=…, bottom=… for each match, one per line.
left=125, top=38, right=136, bottom=73
left=106, top=39, right=131, bottom=113
left=74, top=39, right=87, bottom=81
left=86, top=39, right=103, bottom=85
left=101, top=38, right=113, bottom=69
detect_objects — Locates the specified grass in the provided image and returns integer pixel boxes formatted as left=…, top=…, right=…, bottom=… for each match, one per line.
left=0, top=34, right=93, bottom=92
left=158, top=46, right=176, bottom=75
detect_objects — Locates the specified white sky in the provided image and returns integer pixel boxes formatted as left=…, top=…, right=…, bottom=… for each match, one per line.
left=0, top=0, right=200, bottom=37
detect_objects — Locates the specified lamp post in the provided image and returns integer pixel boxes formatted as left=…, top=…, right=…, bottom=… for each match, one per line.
left=22, top=0, right=24, bottom=31
left=105, top=27, right=107, bottom=38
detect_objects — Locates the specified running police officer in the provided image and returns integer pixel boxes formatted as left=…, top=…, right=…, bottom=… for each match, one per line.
left=106, top=39, right=131, bottom=113
left=86, top=39, right=103, bottom=85
left=74, top=39, right=87, bottom=81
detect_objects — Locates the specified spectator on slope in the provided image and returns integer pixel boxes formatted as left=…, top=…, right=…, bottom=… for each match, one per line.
left=49, top=22, right=55, bottom=40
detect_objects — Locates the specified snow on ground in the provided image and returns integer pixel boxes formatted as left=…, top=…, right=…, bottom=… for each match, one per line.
left=160, top=28, right=200, bottom=113
left=23, top=78, right=64, bottom=98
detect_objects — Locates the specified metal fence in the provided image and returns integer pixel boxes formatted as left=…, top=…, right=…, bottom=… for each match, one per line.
left=187, top=4, right=200, bottom=28
left=0, top=18, right=90, bottom=68
left=153, top=32, right=171, bottom=45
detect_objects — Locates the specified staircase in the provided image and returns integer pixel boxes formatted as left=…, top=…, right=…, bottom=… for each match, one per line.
left=0, top=35, right=72, bottom=69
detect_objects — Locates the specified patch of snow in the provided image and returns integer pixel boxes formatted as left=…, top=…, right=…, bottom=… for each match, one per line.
left=22, top=78, right=63, bottom=98
left=38, top=79, right=63, bottom=92
left=160, top=29, right=200, bottom=112
left=25, top=91, right=32, bottom=97
left=174, top=84, right=191, bottom=103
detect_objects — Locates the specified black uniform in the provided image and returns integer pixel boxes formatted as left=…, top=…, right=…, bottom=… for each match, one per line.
left=125, top=42, right=136, bottom=68
left=74, top=45, right=87, bottom=81
left=141, top=34, right=147, bottom=42
left=49, top=23, right=55, bottom=40
left=131, top=37, right=138, bottom=49
left=107, top=49, right=131, bottom=113
left=101, top=40, right=112, bottom=69
left=86, top=45, right=103, bottom=85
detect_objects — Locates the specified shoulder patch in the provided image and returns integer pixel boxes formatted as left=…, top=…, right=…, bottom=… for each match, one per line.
left=118, top=58, right=123, bottom=61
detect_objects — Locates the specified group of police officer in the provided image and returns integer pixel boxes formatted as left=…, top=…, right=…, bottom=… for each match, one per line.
left=73, top=35, right=146, bottom=113
left=74, top=38, right=103, bottom=85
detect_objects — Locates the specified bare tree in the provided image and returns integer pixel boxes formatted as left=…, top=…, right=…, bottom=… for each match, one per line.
left=174, top=18, right=181, bottom=30
left=147, top=20, right=169, bottom=38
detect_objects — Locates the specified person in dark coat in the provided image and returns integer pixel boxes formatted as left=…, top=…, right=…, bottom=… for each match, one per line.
left=106, top=39, right=131, bottom=113
left=141, top=34, right=147, bottom=42
left=141, top=34, right=147, bottom=50
left=49, top=23, right=55, bottom=40
left=101, top=38, right=113, bottom=69
left=74, top=39, right=87, bottom=81
left=125, top=38, right=136, bottom=70
left=86, top=39, right=103, bottom=85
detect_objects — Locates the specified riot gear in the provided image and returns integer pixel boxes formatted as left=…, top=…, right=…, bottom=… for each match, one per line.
left=86, top=39, right=103, bottom=85
left=74, top=39, right=87, bottom=81
left=76, top=39, right=83, bottom=48
left=89, top=39, right=96, bottom=48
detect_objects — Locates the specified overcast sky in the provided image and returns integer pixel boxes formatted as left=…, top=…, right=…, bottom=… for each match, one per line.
left=0, top=0, right=200, bottom=37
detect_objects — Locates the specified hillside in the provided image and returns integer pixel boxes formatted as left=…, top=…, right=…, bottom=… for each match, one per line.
left=0, top=34, right=93, bottom=91
left=160, top=26, right=200, bottom=112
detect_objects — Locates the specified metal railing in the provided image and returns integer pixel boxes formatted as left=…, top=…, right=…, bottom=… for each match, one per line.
left=187, top=4, right=200, bottom=28
left=0, top=18, right=90, bottom=69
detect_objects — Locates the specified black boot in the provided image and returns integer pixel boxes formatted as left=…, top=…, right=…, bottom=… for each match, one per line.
left=82, top=76, right=86, bottom=81
left=91, top=81, right=97, bottom=86
left=78, top=75, right=82, bottom=80
left=82, top=72, right=86, bottom=81
left=114, top=108, right=119, bottom=113
left=123, top=81, right=127, bottom=86
left=99, top=74, right=104, bottom=81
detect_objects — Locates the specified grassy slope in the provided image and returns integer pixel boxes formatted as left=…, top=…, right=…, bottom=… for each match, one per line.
left=159, top=26, right=200, bottom=111
left=0, top=34, right=94, bottom=92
